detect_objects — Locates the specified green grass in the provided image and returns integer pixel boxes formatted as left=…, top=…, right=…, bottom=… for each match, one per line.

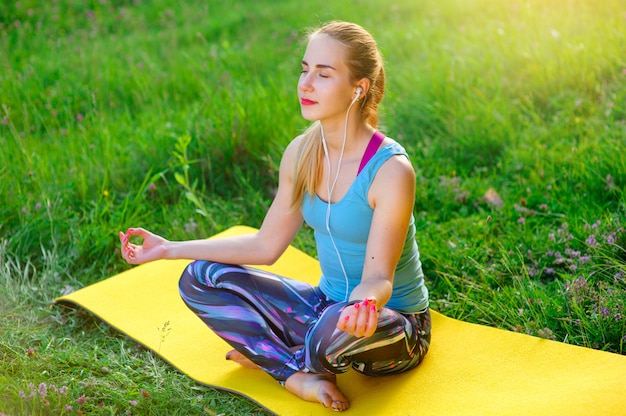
left=1, top=0, right=625, bottom=414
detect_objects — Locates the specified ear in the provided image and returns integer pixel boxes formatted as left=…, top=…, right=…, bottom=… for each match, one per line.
left=356, top=78, right=371, bottom=98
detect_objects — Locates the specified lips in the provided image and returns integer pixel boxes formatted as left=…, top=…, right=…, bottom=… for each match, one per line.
left=300, top=98, right=317, bottom=106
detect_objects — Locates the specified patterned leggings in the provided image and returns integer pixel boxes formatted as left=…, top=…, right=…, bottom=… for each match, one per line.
left=178, top=261, right=431, bottom=383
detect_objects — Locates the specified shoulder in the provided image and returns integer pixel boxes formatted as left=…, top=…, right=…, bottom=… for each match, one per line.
left=369, top=142, right=415, bottom=204
left=377, top=140, right=415, bottom=181
left=280, top=134, right=305, bottom=168
left=377, top=153, right=415, bottom=185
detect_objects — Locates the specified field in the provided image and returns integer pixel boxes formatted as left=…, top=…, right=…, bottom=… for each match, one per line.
left=1, top=0, right=624, bottom=414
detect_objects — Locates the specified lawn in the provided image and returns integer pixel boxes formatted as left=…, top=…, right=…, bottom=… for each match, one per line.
left=1, top=0, right=624, bottom=414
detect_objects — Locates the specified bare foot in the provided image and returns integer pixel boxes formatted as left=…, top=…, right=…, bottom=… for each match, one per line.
left=285, top=371, right=349, bottom=412
left=225, top=350, right=260, bottom=369
left=225, top=346, right=302, bottom=370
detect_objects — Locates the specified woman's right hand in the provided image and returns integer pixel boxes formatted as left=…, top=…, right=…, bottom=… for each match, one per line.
left=119, top=227, right=169, bottom=265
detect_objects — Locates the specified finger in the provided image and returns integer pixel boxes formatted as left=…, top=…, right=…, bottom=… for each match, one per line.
left=354, top=305, right=370, bottom=337
left=337, top=314, right=351, bottom=331
left=337, top=305, right=358, bottom=332
left=363, top=304, right=379, bottom=338
left=127, top=227, right=149, bottom=239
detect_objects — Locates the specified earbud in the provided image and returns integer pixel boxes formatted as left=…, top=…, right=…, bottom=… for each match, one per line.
left=352, top=87, right=363, bottom=103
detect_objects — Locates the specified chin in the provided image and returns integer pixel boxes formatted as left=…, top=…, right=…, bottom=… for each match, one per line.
left=300, top=109, right=318, bottom=121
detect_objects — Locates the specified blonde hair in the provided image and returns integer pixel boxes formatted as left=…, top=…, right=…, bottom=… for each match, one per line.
left=291, top=21, right=385, bottom=210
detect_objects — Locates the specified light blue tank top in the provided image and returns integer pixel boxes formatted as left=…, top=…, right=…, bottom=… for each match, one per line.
left=301, top=140, right=429, bottom=313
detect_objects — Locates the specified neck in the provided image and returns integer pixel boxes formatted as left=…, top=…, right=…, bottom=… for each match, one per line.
left=320, top=118, right=372, bottom=153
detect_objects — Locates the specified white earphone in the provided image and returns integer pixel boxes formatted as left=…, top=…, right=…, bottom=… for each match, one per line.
left=352, top=87, right=363, bottom=103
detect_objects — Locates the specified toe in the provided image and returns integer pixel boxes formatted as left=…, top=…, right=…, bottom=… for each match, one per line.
left=331, top=400, right=350, bottom=412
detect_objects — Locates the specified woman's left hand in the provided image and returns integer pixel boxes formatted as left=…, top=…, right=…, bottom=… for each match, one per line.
left=336, top=298, right=379, bottom=338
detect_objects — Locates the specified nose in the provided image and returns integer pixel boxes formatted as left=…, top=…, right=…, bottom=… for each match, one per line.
left=298, top=72, right=313, bottom=93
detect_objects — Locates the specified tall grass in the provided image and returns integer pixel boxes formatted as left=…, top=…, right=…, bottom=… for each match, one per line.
left=1, top=0, right=625, bottom=414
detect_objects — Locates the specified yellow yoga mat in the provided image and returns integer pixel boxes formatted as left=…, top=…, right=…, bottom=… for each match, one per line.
left=55, top=226, right=626, bottom=415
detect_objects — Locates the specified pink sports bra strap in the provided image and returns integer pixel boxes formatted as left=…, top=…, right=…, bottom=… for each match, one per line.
left=357, top=131, right=385, bottom=175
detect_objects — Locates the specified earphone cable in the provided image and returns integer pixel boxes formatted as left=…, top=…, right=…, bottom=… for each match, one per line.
left=320, top=95, right=359, bottom=301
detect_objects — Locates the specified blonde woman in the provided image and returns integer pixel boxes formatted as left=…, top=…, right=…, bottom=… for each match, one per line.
left=120, top=21, right=431, bottom=412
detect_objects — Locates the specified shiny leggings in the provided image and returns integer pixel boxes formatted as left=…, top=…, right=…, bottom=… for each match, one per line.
left=178, top=260, right=431, bottom=383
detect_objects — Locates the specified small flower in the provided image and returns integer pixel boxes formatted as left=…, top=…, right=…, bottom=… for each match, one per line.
left=65, top=405, right=74, bottom=412
left=59, top=386, right=69, bottom=395
left=540, top=203, right=548, bottom=210
left=1, top=117, right=8, bottom=125
left=76, top=113, right=84, bottom=122
left=129, top=400, right=138, bottom=406
left=140, top=389, right=150, bottom=398
left=585, top=235, right=598, bottom=246
left=19, top=391, right=26, bottom=398
left=185, top=217, right=198, bottom=234
left=518, top=217, right=525, bottom=224
left=38, top=383, right=47, bottom=398
left=26, top=347, right=36, bottom=357
left=537, top=327, right=556, bottom=340
left=600, top=307, right=610, bottom=317
left=76, top=394, right=87, bottom=405
left=605, top=174, right=616, bottom=191
left=103, top=189, right=109, bottom=197
left=544, top=268, right=555, bottom=276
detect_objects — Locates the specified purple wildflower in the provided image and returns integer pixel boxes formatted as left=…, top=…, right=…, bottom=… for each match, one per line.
left=130, top=400, right=138, bottom=406
left=585, top=235, right=598, bottom=246
left=38, top=383, right=47, bottom=398
left=518, top=217, right=525, bottom=224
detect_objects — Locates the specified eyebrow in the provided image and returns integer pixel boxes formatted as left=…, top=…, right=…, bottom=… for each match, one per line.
left=301, top=60, right=336, bottom=70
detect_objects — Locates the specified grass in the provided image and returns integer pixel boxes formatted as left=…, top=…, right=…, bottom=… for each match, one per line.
left=1, top=0, right=625, bottom=414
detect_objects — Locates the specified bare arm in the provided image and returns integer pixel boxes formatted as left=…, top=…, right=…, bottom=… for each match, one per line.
left=336, top=154, right=416, bottom=337
left=120, top=137, right=305, bottom=266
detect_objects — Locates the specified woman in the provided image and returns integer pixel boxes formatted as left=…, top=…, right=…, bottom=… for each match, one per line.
left=120, top=21, right=430, bottom=412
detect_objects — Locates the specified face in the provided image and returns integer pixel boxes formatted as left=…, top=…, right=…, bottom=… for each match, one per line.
left=298, top=34, right=356, bottom=123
